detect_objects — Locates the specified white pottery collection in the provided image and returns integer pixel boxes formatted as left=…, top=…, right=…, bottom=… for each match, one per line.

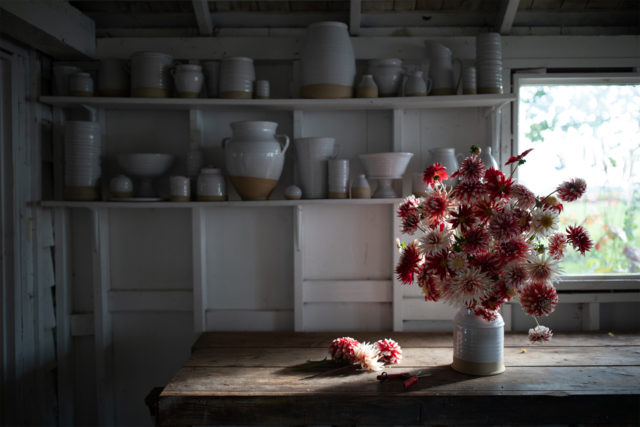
left=223, top=121, right=289, bottom=200
left=300, top=21, right=356, bottom=99
left=130, top=51, right=173, bottom=97
left=451, top=307, right=505, bottom=376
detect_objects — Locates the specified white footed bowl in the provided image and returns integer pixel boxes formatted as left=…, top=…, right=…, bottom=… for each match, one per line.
left=359, top=152, right=413, bottom=178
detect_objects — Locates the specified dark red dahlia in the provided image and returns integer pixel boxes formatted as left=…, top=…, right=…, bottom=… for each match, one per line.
left=548, top=233, right=568, bottom=260
left=447, top=205, right=478, bottom=232
left=418, top=268, right=441, bottom=302
left=488, top=209, right=520, bottom=241
left=422, top=191, right=451, bottom=224
left=556, top=178, right=587, bottom=202
left=423, top=250, right=450, bottom=280
left=474, top=305, right=500, bottom=322
left=462, top=226, right=491, bottom=255
left=473, top=198, right=496, bottom=224
left=566, top=225, right=594, bottom=255
left=395, top=241, right=422, bottom=284
left=470, top=252, right=503, bottom=276
left=454, top=180, right=485, bottom=204
left=504, top=148, right=533, bottom=166
left=497, top=237, right=530, bottom=262
left=455, top=156, right=486, bottom=183
left=485, top=170, right=514, bottom=200
left=423, top=163, right=449, bottom=188
left=520, top=281, right=558, bottom=317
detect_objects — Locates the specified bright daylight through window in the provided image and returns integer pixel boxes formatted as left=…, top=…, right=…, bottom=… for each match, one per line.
left=517, top=77, right=640, bottom=275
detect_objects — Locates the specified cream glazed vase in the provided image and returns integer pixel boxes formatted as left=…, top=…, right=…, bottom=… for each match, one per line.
left=451, top=308, right=505, bottom=376
left=223, top=121, right=289, bottom=201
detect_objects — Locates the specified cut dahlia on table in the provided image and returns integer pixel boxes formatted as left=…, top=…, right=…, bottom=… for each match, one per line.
left=395, top=146, right=593, bottom=343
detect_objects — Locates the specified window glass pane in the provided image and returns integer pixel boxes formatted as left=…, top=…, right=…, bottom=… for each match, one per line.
left=518, top=83, right=640, bottom=274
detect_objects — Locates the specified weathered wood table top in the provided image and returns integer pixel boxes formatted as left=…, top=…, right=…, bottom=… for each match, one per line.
left=157, top=332, right=640, bottom=426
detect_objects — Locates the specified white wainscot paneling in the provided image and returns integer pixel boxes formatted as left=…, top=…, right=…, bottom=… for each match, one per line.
left=109, top=209, right=192, bottom=291
left=302, top=205, right=392, bottom=280
left=204, top=207, right=293, bottom=314
left=303, top=303, right=392, bottom=332
left=112, top=312, right=196, bottom=427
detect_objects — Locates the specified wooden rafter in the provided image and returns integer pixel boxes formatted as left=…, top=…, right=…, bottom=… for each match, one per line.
left=192, top=0, right=213, bottom=36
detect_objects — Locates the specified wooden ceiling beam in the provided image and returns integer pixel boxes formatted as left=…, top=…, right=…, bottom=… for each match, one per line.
left=192, top=0, right=213, bottom=36
left=499, top=0, right=521, bottom=34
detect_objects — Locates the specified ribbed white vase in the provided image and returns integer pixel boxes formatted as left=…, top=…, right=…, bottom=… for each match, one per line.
left=451, top=307, right=505, bottom=376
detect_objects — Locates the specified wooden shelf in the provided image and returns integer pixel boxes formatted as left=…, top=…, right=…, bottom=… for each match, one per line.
left=40, top=198, right=404, bottom=208
left=39, top=94, right=515, bottom=111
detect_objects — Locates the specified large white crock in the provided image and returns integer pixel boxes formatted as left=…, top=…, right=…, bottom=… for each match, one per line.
left=451, top=307, right=505, bottom=376
left=223, top=121, right=289, bottom=200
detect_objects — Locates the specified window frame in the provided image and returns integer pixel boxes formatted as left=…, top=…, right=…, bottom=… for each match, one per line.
left=512, top=72, right=640, bottom=291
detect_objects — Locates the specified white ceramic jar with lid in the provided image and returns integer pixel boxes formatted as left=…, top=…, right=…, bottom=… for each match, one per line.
left=69, top=72, right=94, bottom=96
left=197, top=168, right=226, bottom=201
left=172, top=64, right=203, bottom=98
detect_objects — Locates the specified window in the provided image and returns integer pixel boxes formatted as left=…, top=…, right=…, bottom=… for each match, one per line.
left=514, top=74, right=640, bottom=279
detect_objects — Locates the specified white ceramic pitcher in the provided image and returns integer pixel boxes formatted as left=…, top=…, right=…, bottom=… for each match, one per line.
left=425, top=41, right=462, bottom=95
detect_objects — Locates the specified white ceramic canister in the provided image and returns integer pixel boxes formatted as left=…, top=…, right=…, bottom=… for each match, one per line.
left=223, top=121, right=289, bottom=201
left=351, top=174, right=371, bottom=199
left=130, top=51, right=173, bottom=98
left=172, top=64, right=203, bottom=98
left=98, top=59, right=129, bottom=97
left=69, top=72, right=94, bottom=96
left=63, top=120, right=101, bottom=201
left=294, top=137, right=338, bottom=199
left=219, top=57, right=255, bottom=99
left=368, top=58, right=404, bottom=97
left=425, top=41, right=461, bottom=95
left=197, top=168, right=226, bottom=201
left=451, top=308, right=505, bottom=376
left=300, top=21, right=356, bottom=99
left=170, top=175, right=191, bottom=201
left=328, top=159, right=349, bottom=199
left=255, top=80, right=270, bottom=99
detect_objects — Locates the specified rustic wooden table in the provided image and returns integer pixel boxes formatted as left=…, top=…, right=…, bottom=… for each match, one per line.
left=156, top=332, right=640, bottom=426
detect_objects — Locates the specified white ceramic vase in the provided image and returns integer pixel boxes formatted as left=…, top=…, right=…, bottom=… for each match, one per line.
left=300, top=21, right=356, bottom=99
left=223, top=121, right=289, bottom=201
left=452, top=307, right=505, bottom=376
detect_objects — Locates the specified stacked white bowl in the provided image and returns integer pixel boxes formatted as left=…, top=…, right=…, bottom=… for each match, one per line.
left=64, top=121, right=101, bottom=200
left=219, top=57, right=255, bottom=99
left=476, top=33, right=503, bottom=94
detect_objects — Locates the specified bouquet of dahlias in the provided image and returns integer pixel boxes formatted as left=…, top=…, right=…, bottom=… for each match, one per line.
left=395, top=146, right=593, bottom=343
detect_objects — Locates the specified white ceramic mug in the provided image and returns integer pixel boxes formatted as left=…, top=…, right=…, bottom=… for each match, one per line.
left=170, top=175, right=191, bottom=201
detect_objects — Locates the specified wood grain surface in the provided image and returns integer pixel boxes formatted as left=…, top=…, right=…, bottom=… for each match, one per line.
left=157, top=332, right=640, bottom=426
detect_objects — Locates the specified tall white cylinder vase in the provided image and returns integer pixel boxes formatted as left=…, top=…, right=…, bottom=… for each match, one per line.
left=451, top=307, right=505, bottom=376
left=300, top=21, right=356, bottom=99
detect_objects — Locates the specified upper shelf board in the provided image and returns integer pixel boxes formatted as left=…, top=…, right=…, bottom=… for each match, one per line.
left=39, top=94, right=515, bottom=111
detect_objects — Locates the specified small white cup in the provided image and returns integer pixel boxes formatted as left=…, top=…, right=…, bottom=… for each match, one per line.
left=170, top=175, right=191, bottom=201
left=255, top=80, right=270, bottom=99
